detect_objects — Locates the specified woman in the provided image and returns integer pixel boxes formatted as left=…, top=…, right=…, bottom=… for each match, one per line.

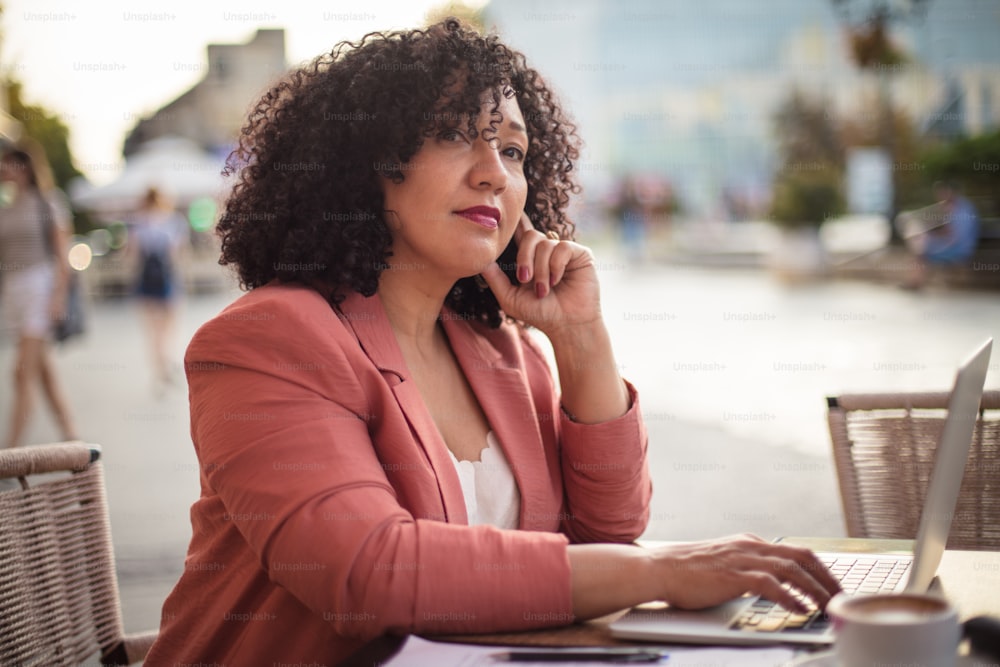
left=0, top=145, right=78, bottom=449
left=146, top=19, right=839, bottom=665
left=130, top=186, right=186, bottom=392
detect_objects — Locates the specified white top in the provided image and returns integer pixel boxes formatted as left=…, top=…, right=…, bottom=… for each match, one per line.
left=0, top=190, right=70, bottom=272
left=448, top=431, right=521, bottom=529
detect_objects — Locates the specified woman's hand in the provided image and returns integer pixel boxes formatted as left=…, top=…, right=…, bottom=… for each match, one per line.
left=481, top=212, right=627, bottom=424
left=568, top=535, right=842, bottom=621
left=648, top=534, right=842, bottom=613
left=480, top=213, right=600, bottom=338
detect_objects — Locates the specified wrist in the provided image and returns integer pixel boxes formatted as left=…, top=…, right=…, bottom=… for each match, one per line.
left=546, top=317, right=608, bottom=354
left=568, top=544, right=661, bottom=619
left=551, top=321, right=628, bottom=424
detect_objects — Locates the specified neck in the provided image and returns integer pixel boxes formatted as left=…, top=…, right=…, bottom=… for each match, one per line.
left=378, top=267, right=453, bottom=348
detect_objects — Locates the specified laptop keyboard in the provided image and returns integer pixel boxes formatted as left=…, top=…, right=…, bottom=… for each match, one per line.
left=731, top=556, right=912, bottom=633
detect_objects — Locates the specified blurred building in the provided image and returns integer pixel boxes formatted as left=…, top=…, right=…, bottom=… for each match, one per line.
left=122, top=28, right=287, bottom=159
left=483, top=0, right=1000, bottom=218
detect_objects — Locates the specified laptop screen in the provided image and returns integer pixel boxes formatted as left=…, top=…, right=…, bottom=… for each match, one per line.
left=906, top=337, right=992, bottom=592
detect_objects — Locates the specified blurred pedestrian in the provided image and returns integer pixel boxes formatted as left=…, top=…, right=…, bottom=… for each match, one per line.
left=0, top=143, right=79, bottom=448
left=900, top=180, right=979, bottom=289
left=613, top=175, right=650, bottom=263
left=129, top=186, right=186, bottom=393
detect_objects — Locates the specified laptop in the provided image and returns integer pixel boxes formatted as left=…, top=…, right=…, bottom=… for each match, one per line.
left=610, top=337, right=993, bottom=647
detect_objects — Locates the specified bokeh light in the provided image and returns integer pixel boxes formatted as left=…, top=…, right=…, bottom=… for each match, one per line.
left=106, top=221, right=128, bottom=250
left=67, top=241, right=93, bottom=271
left=88, top=228, right=112, bottom=257
left=188, top=197, right=217, bottom=233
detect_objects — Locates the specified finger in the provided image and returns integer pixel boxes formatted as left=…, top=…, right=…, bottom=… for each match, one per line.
left=511, top=211, right=537, bottom=259
left=729, top=538, right=835, bottom=611
left=480, top=261, right=515, bottom=305
left=790, top=551, right=842, bottom=600
left=515, top=225, right=544, bottom=284
left=763, top=557, right=834, bottom=612
left=763, top=544, right=842, bottom=599
left=547, top=241, right=575, bottom=287
left=531, top=239, right=557, bottom=298
left=513, top=211, right=536, bottom=243
left=745, top=572, right=811, bottom=615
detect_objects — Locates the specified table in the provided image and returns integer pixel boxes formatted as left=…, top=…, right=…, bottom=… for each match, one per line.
left=342, top=539, right=1000, bottom=665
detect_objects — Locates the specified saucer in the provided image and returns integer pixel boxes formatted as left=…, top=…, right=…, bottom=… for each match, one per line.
left=787, top=651, right=981, bottom=666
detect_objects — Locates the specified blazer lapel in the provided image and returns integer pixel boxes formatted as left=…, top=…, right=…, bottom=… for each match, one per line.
left=335, top=292, right=468, bottom=525
left=441, top=313, right=559, bottom=531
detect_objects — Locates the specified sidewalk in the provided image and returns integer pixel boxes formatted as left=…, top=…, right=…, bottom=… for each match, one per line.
left=3, top=269, right=844, bottom=635
left=651, top=218, right=1000, bottom=290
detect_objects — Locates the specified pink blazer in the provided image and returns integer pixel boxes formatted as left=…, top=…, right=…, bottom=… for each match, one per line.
left=146, top=283, right=650, bottom=666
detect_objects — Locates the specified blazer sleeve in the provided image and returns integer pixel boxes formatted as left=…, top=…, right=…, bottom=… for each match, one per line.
left=185, top=289, right=574, bottom=640
left=520, top=329, right=652, bottom=544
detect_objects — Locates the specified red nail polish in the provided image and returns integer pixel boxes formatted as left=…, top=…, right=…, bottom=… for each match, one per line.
left=536, top=282, right=546, bottom=299
left=518, top=266, right=530, bottom=282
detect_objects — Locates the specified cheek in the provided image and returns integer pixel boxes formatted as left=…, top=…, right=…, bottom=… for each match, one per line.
left=507, top=173, right=529, bottom=209
left=498, top=215, right=520, bottom=252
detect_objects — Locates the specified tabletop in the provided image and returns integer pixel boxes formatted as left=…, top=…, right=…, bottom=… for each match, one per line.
left=342, top=538, right=1000, bottom=664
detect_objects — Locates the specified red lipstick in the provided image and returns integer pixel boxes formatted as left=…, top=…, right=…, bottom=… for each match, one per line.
left=455, top=206, right=501, bottom=229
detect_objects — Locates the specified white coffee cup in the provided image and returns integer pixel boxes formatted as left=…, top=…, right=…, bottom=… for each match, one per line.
left=826, top=592, right=961, bottom=667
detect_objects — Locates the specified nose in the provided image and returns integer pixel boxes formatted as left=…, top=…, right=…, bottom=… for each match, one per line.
left=467, top=140, right=507, bottom=193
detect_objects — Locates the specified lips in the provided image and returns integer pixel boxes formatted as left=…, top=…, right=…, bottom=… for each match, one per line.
left=455, top=206, right=501, bottom=230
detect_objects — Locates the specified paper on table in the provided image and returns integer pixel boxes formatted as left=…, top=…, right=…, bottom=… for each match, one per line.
left=383, top=636, right=796, bottom=666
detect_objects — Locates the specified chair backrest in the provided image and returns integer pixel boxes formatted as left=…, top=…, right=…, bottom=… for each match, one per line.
left=0, top=442, right=130, bottom=666
left=827, top=390, right=1000, bottom=550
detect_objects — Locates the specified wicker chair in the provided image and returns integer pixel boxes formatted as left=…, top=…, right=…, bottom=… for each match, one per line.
left=827, top=390, right=1000, bottom=550
left=0, top=442, right=158, bottom=666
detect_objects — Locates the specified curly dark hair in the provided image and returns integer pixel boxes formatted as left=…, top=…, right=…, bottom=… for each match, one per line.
left=217, top=18, right=581, bottom=327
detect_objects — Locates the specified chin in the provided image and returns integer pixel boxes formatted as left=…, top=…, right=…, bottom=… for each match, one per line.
left=456, top=242, right=503, bottom=273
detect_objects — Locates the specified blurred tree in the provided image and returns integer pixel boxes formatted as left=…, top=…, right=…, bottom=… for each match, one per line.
left=5, top=79, right=84, bottom=192
left=424, top=1, right=487, bottom=30
left=829, top=0, right=930, bottom=241
left=1, top=3, right=91, bottom=232
left=920, top=130, right=1000, bottom=222
left=774, top=90, right=845, bottom=168
left=831, top=0, right=928, bottom=67
left=769, top=90, right=846, bottom=228
left=770, top=170, right=845, bottom=229
left=843, top=11, right=910, bottom=67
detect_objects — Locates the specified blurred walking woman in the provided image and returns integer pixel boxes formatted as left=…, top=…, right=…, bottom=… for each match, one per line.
left=147, top=19, right=838, bottom=666
left=130, top=186, right=186, bottom=392
left=0, top=145, right=78, bottom=448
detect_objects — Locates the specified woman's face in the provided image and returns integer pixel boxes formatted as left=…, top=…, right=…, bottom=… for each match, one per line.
left=380, top=93, right=529, bottom=286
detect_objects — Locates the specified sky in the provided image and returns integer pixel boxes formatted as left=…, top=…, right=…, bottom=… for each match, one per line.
left=2, top=0, right=470, bottom=185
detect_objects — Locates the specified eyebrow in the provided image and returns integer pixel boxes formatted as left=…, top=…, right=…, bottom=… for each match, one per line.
left=507, top=120, right=528, bottom=136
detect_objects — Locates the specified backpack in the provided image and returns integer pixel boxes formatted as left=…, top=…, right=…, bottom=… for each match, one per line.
left=139, top=250, right=171, bottom=297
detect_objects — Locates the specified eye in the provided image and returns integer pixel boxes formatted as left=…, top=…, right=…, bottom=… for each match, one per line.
left=502, top=145, right=526, bottom=162
left=438, top=128, right=465, bottom=143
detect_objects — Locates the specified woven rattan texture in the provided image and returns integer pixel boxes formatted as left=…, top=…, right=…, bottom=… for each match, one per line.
left=829, top=390, right=1000, bottom=550
left=0, top=460, right=125, bottom=666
